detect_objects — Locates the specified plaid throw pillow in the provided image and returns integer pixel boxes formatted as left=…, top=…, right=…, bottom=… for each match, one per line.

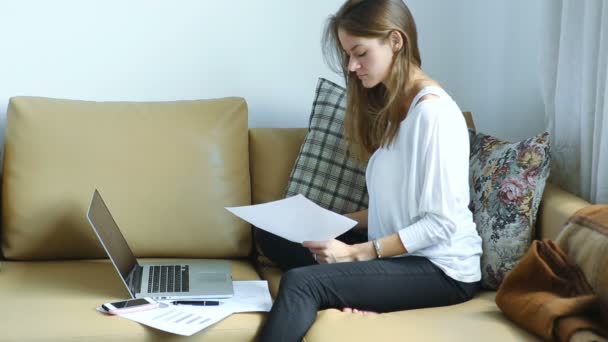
left=284, top=78, right=368, bottom=213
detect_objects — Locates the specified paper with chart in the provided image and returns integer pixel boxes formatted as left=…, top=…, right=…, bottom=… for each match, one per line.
left=225, top=194, right=357, bottom=243
left=96, top=281, right=273, bottom=336
left=119, top=303, right=232, bottom=336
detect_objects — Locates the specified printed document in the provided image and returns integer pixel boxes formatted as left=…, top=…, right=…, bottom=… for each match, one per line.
left=118, top=303, right=231, bottom=336
left=97, top=281, right=273, bottom=336
left=225, top=194, right=357, bottom=243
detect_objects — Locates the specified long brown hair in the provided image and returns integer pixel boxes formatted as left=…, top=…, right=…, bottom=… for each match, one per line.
left=322, top=0, right=422, bottom=162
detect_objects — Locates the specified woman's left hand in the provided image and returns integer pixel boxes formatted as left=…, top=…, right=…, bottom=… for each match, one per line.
left=303, top=239, right=356, bottom=264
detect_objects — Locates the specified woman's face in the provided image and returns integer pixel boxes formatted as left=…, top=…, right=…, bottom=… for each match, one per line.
left=338, top=29, right=396, bottom=88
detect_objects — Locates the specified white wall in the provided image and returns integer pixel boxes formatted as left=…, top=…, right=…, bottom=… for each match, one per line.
left=0, top=0, right=546, bottom=147
left=410, top=0, right=546, bottom=141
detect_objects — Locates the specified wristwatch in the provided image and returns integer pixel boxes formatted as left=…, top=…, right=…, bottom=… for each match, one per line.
left=372, top=239, right=383, bottom=259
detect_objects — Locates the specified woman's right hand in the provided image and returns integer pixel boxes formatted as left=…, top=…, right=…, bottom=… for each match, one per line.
left=304, top=239, right=377, bottom=263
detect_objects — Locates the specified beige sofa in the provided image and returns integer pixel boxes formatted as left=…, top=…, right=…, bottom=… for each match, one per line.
left=0, top=96, right=591, bottom=341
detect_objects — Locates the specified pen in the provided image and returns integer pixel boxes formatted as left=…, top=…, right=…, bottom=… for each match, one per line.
left=171, top=300, right=222, bottom=306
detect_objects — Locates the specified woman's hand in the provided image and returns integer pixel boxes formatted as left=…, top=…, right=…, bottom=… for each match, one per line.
left=303, top=239, right=376, bottom=264
left=303, top=239, right=354, bottom=264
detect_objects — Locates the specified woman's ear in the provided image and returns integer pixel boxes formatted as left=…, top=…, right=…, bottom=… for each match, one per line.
left=389, top=30, right=404, bottom=52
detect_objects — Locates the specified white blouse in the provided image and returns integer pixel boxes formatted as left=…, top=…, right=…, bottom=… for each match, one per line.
left=366, top=86, right=482, bottom=283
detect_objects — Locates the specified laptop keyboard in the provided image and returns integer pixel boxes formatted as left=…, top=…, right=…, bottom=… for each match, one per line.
left=147, top=265, right=189, bottom=293
left=132, top=266, right=143, bottom=294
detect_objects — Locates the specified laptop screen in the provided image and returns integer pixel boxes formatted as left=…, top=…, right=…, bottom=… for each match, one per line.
left=87, top=190, right=139, bottom=286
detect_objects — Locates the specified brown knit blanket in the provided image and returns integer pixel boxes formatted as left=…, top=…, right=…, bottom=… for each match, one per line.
left=495, top=239, right=607, bottom=341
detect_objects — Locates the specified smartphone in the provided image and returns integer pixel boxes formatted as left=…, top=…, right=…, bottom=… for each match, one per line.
left=102, top=297, right=159, bottom=315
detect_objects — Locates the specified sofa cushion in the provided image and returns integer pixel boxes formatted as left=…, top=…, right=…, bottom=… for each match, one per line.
left=249, top=128, right=308, bottom=205
left=0, top=259, right=263, bottom=341
left=537, top=183, right=591, bottom=240
left=304, top=291, right=539, bottom=342
left=2, top=96, right=251, bottom=260
left=284, top=77, right=368, bottom=214
left=469, top=132, right=551, bottom=289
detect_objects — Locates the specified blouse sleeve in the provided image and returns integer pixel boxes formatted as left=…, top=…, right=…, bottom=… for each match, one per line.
left=397, top=101, right=472, bottom=253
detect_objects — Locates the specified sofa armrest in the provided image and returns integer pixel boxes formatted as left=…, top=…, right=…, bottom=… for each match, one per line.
left=536, top=183, right=591, bottom=240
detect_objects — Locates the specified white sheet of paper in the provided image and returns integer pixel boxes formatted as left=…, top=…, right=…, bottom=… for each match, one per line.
left=221, top=280, right=273, bottom=313
left=226, top=194, right=357, bottom=243
left=95, top=281, right=274, bottom=336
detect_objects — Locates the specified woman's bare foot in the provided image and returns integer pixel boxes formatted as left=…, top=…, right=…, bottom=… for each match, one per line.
left=341, top=307, right=377, bottom=315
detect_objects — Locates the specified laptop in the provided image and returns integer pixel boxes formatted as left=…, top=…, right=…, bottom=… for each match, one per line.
left=87, top=189, right=233, bottom=299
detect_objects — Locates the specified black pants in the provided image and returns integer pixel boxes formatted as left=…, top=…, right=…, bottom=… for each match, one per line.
left=255, top=228, right=480, bottom=342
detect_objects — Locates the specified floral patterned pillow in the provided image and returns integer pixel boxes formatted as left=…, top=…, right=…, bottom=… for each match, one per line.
left=469, top=131, right=551, bottom=289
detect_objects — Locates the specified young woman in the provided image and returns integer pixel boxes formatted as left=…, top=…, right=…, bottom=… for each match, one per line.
left=255, top=1, right=482, bottom=340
